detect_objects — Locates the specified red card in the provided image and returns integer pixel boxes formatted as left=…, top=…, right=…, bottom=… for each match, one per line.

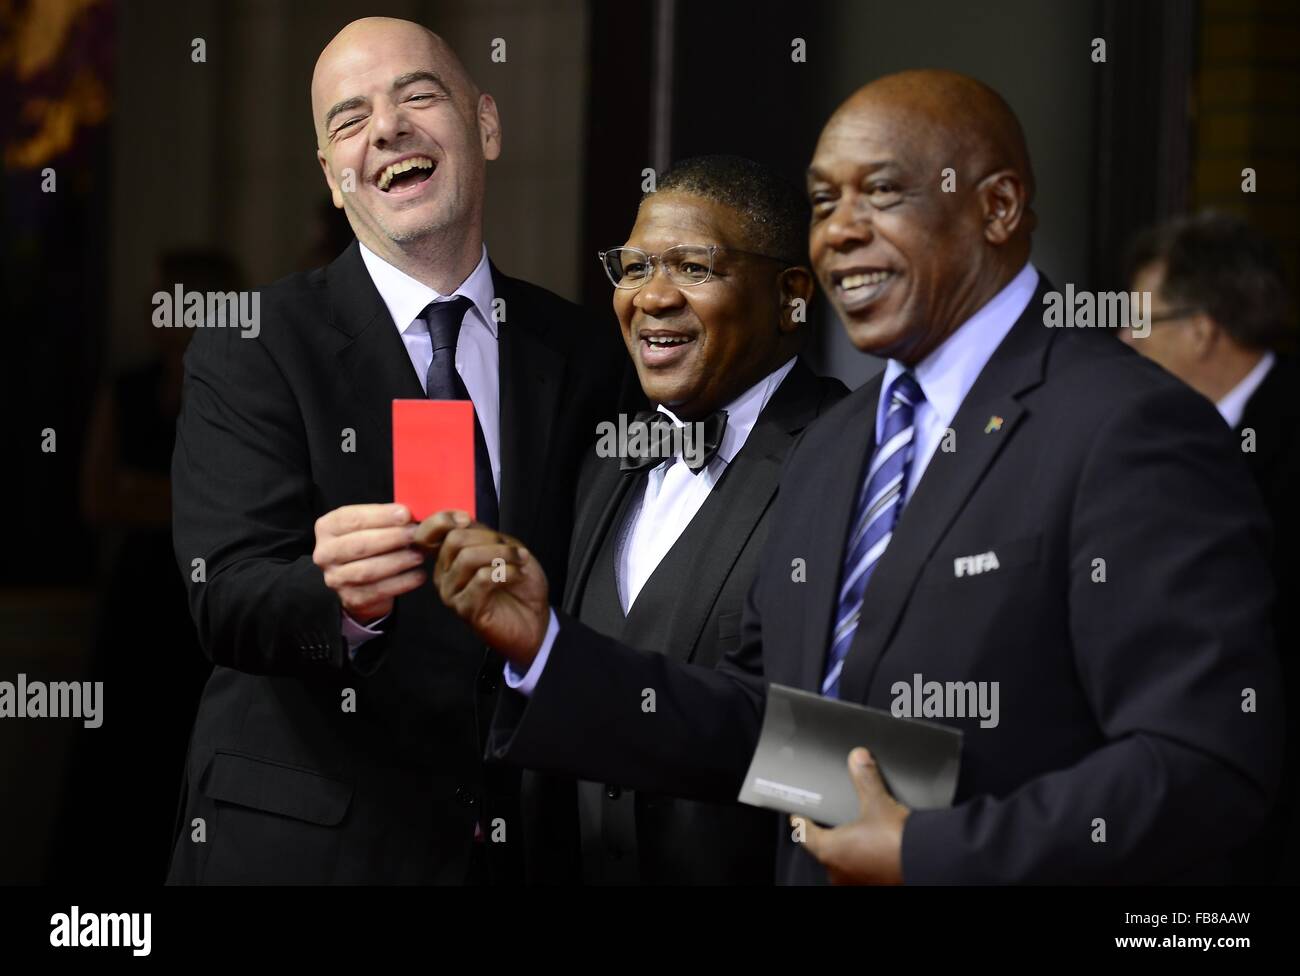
left=392, top=399, right=476, bottom=521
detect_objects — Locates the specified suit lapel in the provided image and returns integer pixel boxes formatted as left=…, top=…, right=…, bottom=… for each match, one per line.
left=493, top=268, right=564, bottom=541
left=799, top=376, right=883, bottom=694
left=330, top=243, right=426, bottom=497
left=562, top=460, right=637, bottom=615
left=657, top=360, right=837, bottom=665
left=660, top=426, right=786, bottom=661
left=838, top=286, right=1054, bottom=703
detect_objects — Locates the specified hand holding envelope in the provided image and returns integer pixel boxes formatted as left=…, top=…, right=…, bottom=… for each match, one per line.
left=794, top=748, right=911, bottom=885
left=741, top=684, right=961, bottom=884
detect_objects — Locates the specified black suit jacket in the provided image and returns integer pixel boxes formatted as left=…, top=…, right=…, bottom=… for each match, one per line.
left=490, top=278, right=1283, bottom=884
left=1236, top=356, right=1300, bottom=881
left=168, top=241, right=629, bottom=883
left=524, top=360, right=846, bottom=884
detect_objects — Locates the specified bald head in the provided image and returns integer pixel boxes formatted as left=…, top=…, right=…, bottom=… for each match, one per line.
left=835, top=70, right=1035, bottom=208
left=807, top=70, right=1035, bottom=366
left=311, top=18, right=478, bottom=145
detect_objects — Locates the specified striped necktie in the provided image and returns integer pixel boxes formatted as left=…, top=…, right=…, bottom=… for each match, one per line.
left=821, top=371, right=924, bottom=698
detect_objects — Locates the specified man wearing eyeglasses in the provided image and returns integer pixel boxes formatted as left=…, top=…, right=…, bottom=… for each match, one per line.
left=520, top=155, right=845, bottom=884
left=1124, top=211, right=1299, bottom=882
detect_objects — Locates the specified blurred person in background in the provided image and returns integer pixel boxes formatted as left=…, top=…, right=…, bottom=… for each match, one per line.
left=1125, top=211, right=1299, bottom=882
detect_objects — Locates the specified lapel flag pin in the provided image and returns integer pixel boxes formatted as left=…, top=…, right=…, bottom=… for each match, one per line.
left=984, top=415, right=1004, bottom=434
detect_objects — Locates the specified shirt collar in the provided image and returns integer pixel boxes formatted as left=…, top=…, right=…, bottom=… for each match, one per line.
left=877, top=262, right=1038, bottom=442
left=658, top=357, right=798, bottom=465
left=1216, top=350, right=1275, bottom=428
left=358, top=241, right=498, bottom=338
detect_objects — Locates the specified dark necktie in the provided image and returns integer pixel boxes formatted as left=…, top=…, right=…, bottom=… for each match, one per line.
left=618, top=409, right=728, bottom=474
left=423, top=297, right=499, bottom=529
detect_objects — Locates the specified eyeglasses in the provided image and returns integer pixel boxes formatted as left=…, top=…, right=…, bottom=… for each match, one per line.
left=598, top=243, right=792, bottom=289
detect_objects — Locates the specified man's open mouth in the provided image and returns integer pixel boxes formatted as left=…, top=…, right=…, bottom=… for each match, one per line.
left=832, top=267, right=898, bottom=312
left=638, top=329, right=697, bottom=367
left=376, top=155, right=436, bottom=193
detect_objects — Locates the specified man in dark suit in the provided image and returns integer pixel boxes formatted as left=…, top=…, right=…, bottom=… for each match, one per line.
left=422, top=70, right=1282, bottom=884
left=167, top=17, right=626, bottom=883
left=528, top=156, right=845, bottom=884
left=1124, top=212, right=1298, bottom=881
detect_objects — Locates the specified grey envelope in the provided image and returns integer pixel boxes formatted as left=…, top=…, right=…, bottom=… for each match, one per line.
left=737, top=684, right=962, bottom=825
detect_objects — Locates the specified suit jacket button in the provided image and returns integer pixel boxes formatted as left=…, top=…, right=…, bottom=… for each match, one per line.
left=605, top=785, right=621, bottom=800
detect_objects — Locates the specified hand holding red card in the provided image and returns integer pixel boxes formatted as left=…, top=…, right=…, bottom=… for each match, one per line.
left=392, top=400, right=477, bottom=522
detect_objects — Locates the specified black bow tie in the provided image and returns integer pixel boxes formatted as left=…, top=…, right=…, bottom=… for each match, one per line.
left=619, top=409, right=728, bottom=475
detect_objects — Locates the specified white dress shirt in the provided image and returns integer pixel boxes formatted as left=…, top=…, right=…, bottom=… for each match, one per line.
left=509, top=263, right=1039, bottom=694
left=1215, top=351, right=1275, bottom=429
left=617, top=357, right=797, bottom=611
left=344, top=243, right=500, bottom=652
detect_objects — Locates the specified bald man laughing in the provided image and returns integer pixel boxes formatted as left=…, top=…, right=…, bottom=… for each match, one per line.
left=424, top=70, right=1282, bottom=884
left=167, top=18, right=628, bottom=883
